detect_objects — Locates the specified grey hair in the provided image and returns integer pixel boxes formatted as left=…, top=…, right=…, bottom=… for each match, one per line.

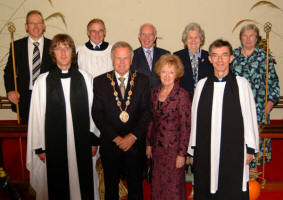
left=139, top=23, right=157, bottom=35
left=182, top=22, right=205, bottom=47
left=239, top=23, right=260, bottom=41
left=111, top=41, right=133, bottom=59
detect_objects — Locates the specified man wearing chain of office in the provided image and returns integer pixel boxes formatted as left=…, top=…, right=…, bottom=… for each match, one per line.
left=92, top=41, right=151, bottom=200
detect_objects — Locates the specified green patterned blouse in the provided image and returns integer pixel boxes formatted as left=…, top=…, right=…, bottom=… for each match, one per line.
left=232, top=46, right=280, bottom=167
left=232, top=46, right=280, bottom=125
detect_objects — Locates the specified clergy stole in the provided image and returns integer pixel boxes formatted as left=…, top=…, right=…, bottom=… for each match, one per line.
left=45, top=66, right=94, bottom=200
left=194, top=73, right=245, bottom=200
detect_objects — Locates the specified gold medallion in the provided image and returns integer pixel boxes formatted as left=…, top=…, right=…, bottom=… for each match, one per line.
left=120, top=111, right=129, bottom=123
left=106, top=71, right=137, bottom=123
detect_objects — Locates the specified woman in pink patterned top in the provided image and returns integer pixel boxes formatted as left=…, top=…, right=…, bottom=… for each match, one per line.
left=146, top=54, right=191, bottom=200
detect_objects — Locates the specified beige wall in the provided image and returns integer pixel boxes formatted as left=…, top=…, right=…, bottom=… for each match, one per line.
left=0, top=0, right=282, bottom=119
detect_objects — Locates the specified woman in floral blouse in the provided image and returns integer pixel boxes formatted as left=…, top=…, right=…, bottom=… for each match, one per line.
left=232, top=23, right=280, bottom=168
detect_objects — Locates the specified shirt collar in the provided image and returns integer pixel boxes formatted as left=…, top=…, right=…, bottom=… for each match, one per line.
left=90, top=40, right=103, bottom=48
left=188, top=48, right=202, bottom=59
left=142, top=46, right=154, bottom=54
left=115, top=71, right=129, bottom=80
left=213, top=72, right=229, bottom=82
left=28, top=36, right=44, bottom=45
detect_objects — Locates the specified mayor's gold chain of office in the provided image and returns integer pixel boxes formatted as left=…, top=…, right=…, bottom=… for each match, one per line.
left=106, top=71, right=137, bottom=123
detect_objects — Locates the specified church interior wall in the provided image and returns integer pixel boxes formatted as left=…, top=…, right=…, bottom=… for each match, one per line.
left=0, top=0, right=282, bottom=119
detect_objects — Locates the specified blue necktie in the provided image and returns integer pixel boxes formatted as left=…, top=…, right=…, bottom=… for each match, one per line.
left=191, top=55, right=198, bottom=87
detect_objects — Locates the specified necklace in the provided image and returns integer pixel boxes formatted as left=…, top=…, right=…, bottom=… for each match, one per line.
left=106, top=71, right=137, bottom=123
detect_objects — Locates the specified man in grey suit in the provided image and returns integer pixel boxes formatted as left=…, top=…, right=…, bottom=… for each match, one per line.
left=131, top=23, right=169, bottom=88
left=4, top=10, right=54, bottom=123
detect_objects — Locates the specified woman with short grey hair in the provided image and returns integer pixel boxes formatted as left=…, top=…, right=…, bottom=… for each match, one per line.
left=232, top=23, right=280, bottom=169
left=182, top=23, right=205, bottom=48
left=174, top=22, right=213, bottom=101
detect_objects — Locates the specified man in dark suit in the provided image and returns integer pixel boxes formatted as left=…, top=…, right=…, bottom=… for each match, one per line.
left=93, top=41, right=151, bottom=200
left=131, top=23, right=169, bottom=88
left=4, top=10, right=54, bottom=123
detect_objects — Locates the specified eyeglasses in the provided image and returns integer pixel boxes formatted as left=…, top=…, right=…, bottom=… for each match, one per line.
left=140, top=33, right=155, bottom=38
left=27, top=22, right=44, bottom=26
left=210, top=53, right=230, bottom=60
left=89, top=30, right=104, bottom=34
left=241, top=34, right=257, bottom=39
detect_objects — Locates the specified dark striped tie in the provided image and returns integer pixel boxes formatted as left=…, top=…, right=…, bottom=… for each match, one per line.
left=32, top=42, right=41, bottom=85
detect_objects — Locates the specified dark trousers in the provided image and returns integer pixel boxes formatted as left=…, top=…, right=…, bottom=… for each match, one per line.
left=101, top=143, right=143, bottom=200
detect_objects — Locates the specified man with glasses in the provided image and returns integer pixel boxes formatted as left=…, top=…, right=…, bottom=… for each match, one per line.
left=188, top=39, right=259, bottom=200
left=77, top=18, right=113, bottom=78
left=4, top=10, right=54, bottom=124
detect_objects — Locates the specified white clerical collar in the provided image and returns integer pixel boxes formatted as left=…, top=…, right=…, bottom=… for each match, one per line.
left=90, top=40, right=102, bottom=48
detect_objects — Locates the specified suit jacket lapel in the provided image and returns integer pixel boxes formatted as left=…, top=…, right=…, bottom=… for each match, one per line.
left=161, top=83, right=178, bottom=110
left=113, top=71, right=132, bottom=106
left=198, top=50, right=206, bottom=78
left=124, top=72, right=132, bottom=102
left=152, top=46, right=158, bottom=70
left=154, top=83, right=178, bottom=111
left=113, top=73, right=123, bottom=101
left=41, top=37, right=49, bottom=72
left=183, top=49, right=193, bottom=78
left=23, top=37, right=30, bottom=83
left=138, top=47, right=151, bottom=71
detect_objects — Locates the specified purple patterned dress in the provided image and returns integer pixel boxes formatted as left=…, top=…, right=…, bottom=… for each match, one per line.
left=147, top=83, right=191, bottom=200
